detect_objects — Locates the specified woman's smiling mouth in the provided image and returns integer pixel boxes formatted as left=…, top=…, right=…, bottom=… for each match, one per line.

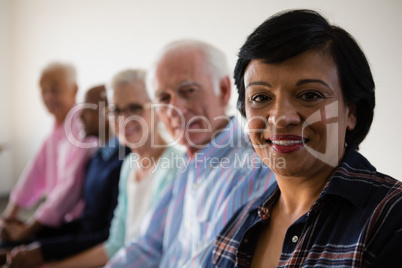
left=268, top=135, right=307, bottom=153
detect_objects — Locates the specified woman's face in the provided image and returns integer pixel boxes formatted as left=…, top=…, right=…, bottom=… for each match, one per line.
left=110, top=81, right=154, bottom=148
left=244, top=50, right=356, bottom=179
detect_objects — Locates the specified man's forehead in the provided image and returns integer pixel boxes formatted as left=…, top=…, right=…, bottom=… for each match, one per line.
left=155, top=49, right=204, bottom=76
left=154, top=80, right=199, bottom=94
left=152, top=51, right=210, bottom=94
left=40, top=69, right=67, bottom=84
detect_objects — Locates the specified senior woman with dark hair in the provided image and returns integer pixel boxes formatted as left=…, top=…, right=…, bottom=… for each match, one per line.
left=208, top=9, right=402, bottom=267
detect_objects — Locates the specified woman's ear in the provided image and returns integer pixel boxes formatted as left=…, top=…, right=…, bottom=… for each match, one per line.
left=346, top=102, right=357, bottom=131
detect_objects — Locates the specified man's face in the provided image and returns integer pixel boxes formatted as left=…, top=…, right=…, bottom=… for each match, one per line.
left=152, top=50, right=229, bottom=154
left=80, top=90, right=106, bottom=138
left=40, top=68, right=77, bottom=121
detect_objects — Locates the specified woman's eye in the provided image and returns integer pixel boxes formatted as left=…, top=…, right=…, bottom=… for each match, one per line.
left=300, top=91, right=324, bottom=101
left=252, top=94, right=271, bottom=103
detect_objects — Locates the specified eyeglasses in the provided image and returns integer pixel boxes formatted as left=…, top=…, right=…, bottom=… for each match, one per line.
left=106, top=102, right=152, bottom=118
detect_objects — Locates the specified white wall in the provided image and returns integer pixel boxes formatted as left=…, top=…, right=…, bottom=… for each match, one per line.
left=4, top=0, right=402, bottom=189
left=0, top=0, right=13, bottom=195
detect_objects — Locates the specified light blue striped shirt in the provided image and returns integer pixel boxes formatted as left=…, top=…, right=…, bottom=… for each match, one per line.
left=106, top=117, right=276, bottom=267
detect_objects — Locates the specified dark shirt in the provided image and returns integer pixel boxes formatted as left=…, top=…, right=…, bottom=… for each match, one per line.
left=40, top=138, right=129, bottom=261
left=210, top=149, right=402, bottom=267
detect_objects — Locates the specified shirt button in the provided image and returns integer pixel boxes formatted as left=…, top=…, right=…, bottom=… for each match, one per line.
left=243, top=238, right=248, bottom=243
left=258, top=207, right=269, bottom=220
left=292, top=236, right=298, bottom=243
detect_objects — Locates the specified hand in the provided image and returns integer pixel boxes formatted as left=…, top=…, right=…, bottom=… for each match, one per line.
left=0, top=226, right=8, bottom=242
left=1, top=221, right=28, bottom=243
left=0, top=249, right=8, bottom=266
left=1, top=204, right=21, bottom=222
left=7, top=243, right=43, bottom=268
left=0, top=218, right=24, bottom=242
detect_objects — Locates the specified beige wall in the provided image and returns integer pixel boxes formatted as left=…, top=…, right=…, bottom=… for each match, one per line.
left=0, top=0, right=13, bottom=195
left=3, top=0, right=402, bottom=192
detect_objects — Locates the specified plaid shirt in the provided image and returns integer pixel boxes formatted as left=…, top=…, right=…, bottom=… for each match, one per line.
left=211, top=149, right=402, bottom=267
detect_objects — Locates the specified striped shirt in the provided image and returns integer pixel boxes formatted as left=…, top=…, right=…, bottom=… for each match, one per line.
left=106, top=117, right=275, bottom=267
left=210, top=149, right=402, bottom=267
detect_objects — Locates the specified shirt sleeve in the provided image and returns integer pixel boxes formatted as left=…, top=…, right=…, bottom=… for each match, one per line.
left=10, top=139, right=48, bottom=208
left=105, top=183, right=174, bottom=268
left=104, top=156, right=130, bottom=258
left=34, top=141, right=94, bottom=227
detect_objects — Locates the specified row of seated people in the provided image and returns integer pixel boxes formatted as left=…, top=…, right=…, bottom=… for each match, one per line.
left=0, top=66, right=183, bottom=268
left=1, top=9, right=401, bottom=268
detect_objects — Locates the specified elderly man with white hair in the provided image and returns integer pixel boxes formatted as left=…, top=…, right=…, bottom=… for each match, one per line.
left=106, top=39, right=276, bottom=267
left=0, top=62, right=96, bottom=247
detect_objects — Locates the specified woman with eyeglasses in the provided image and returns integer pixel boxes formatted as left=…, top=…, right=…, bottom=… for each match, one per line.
left=208, top=10, right=402, bottom=267
left=42, top=69, right=183, bottom=268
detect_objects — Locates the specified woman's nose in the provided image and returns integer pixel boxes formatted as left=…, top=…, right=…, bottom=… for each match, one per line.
left=268, top=98, right=300, bottom=128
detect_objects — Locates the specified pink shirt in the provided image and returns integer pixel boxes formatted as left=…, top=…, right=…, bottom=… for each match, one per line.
left=10, top=115, right=97, bottom=227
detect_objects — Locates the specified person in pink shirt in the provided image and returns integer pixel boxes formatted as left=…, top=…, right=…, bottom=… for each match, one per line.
left=0, top=62, right=96, bottom=246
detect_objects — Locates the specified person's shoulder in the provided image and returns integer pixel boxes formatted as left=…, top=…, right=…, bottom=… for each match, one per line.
left=342, top=149, right=402, bottom=203
left=230, top=143, right=272, bottom=179
left=371, top=171, right=402, bottom=203
left=119, top=152, right=136, bottom=175
left=163, top=145, right=185, bottom=159
left=365, top=172, right=402, bottom=246
left=353, top=148, right=402, bottom=196
left=121, top=152, right=136, bottom=166
left=351, top=152, right=402, bottom=229
left=153, top=145, right=185, bottom=173
left=373, top=169, right=402, bottom=185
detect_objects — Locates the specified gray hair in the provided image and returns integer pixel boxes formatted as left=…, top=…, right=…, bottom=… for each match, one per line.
left=40, top=62, right=77, bottom=86
left=110, top=69, right=147, bottom=89
left=147, top=39, right=231, bottom=98
left=108, top=69, right=147, bottom=102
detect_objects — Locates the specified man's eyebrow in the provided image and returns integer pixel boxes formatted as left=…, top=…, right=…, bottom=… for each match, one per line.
left=178, top=81, right=201, bottom=88
left=246, top=81, right=272, bottom=89
left=296, top=79, right=330, bottom=88
left=155, top=81, right=201, bottom=95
